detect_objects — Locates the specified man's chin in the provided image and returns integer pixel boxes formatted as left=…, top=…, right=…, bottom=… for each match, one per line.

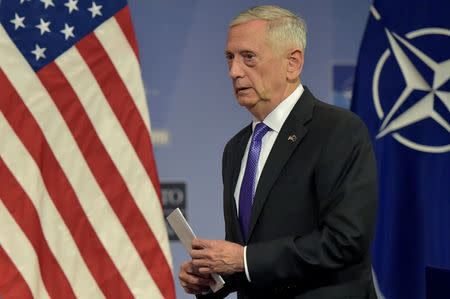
left=235, top=94, right=258, bottom=107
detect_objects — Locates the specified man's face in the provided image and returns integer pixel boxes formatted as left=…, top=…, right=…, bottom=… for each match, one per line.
left=225, top=19, right=289, bottom=119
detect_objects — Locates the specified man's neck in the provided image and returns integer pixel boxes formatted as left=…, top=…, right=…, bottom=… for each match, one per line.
left=250, top=82, right=301, bottom=121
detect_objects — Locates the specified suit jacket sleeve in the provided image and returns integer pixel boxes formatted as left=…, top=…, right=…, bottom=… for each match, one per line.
left=246, top=113, right=378, bottom=286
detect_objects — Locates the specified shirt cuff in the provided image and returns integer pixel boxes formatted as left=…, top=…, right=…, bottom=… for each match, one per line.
left=244, top=246, right=251, bottom=282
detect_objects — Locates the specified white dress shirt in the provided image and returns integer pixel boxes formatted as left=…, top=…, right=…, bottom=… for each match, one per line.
left=233, top=84, right=304, bottom=281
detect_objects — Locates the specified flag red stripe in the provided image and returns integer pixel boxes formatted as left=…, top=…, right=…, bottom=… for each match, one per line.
left=75, top=35, right=175, bottom=299
left=35, top=63, right=137, bottom=299
left=115, top=6, right=140, bottom=61
left=0, top=245, right=33, bottom=299
left=0, top=158, right=75, bottom=299
left=0, top=68, right=134, bottom=299
left=41, top=58, right=175, bottom=299
left=39, top=61, right=166, bottom=294
left=76, top=33, right=163, bottom=203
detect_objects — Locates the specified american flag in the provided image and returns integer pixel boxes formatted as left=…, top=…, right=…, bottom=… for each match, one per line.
left=0, top=0, right=175, bottom=298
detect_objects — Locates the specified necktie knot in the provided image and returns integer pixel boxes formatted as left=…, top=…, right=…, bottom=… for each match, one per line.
left=252, top=122, right=270, bottom=142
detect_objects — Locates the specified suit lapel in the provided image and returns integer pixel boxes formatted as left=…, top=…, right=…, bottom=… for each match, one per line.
left=246, top=87, right=316, bottom=241
left=229, top=124, right=252, bottom=244
left=231, top=125, right=252, bottom=197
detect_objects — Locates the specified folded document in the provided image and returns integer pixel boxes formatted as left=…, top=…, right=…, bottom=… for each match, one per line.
left=167, top=208, right=225, bottom=293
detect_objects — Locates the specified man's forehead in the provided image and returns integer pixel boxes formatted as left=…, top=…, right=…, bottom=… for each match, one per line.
left=225, top=20, right=269, bottom=52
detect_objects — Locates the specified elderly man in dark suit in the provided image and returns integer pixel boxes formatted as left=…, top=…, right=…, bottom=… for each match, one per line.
left=179, top=5, right=378, bottom=298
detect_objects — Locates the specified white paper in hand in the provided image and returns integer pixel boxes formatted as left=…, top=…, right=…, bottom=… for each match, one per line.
left=167, top=208, right=225, bottom=293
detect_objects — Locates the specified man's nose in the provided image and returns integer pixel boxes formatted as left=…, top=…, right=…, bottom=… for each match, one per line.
left=229, top=60, right=244, bottom=79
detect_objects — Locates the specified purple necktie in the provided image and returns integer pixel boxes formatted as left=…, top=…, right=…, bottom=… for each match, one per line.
left=239, top=122, right=270, bottom=239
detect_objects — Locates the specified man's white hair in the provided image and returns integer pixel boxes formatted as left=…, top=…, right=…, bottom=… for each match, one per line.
left=230, top=5, right=307, bottom=52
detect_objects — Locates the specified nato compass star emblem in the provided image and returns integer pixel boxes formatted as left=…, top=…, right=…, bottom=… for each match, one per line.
left=370, top=6, right=450, bottom=153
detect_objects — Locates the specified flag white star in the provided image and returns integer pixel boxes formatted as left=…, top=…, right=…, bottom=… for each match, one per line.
left=376, top=30, right=450, bottom=139
left=20, top=0, right=32, bottom=4
left=31, top=44, right=47, bottom=61
left=10, top=13, right=25, bottom=30
left=60, top=23, right=75, bottom=40
left=88, top=2, right=103, bottom=18
left=35, top=18, right=51, bottom=35
left=40, top=0, right=55, bottom=9
left=64, top=0, right=79, bottom=14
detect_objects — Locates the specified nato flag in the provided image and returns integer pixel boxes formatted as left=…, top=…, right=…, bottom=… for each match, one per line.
left=351, top=0, right=450, bottom=298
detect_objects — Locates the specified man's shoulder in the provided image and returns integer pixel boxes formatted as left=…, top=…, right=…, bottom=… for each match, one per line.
left=296, top=86, right=366, bottom=130
left=310, top=96, right=367, bottom=130
left=305, top=97, right=373, bottom=150
left=225, top=123, right=252, bottom=148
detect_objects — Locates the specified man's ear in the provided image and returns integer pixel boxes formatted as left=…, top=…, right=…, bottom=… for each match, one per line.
left=286, top=48, right=304, bottom=81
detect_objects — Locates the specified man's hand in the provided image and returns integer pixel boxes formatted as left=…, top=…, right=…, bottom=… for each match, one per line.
left=190, top=238, right=244, bottom=275
left=179, top=261, right=214, bottom=294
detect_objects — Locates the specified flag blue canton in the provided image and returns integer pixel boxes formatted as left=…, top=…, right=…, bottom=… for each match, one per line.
left=352, top=0, right=450, bottom=298
left=0, top=0, right=127, bottom=72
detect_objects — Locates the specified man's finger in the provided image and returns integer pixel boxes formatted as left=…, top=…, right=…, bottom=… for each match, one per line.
left=180, top=261, right=196, bottom=274
left=182, top=284, right=210, bottom=295
left=181, top=261, right=211, bottom=278
left=191, top=238, right=209, bottom=249
left=198, top=266, right=214, bottom=275
left=180, top=279, right=209, bottom=295
left=179, top=271, right=213, bottom=286
left=190, top=248, right=210, bottom=259
left=191, top=258, right=214, bottom=269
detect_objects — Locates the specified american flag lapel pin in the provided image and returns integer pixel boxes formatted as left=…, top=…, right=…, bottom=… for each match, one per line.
left=288, top=135, right=297, bottom=142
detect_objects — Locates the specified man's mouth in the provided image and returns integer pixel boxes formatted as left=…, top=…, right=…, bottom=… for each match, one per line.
left=236, top=87, right=251, bottom=93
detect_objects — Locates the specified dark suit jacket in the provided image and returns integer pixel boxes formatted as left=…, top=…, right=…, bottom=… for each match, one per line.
left=202, top=87, right=378, bottom=299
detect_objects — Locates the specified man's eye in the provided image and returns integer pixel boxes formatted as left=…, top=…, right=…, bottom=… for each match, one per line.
left=245, top=54, right=254, bottom=59
left=226, top=54, right=234, bottom=61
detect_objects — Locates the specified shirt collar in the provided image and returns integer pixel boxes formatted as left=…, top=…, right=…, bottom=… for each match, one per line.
left=252, top=84, right=304, bottom=133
